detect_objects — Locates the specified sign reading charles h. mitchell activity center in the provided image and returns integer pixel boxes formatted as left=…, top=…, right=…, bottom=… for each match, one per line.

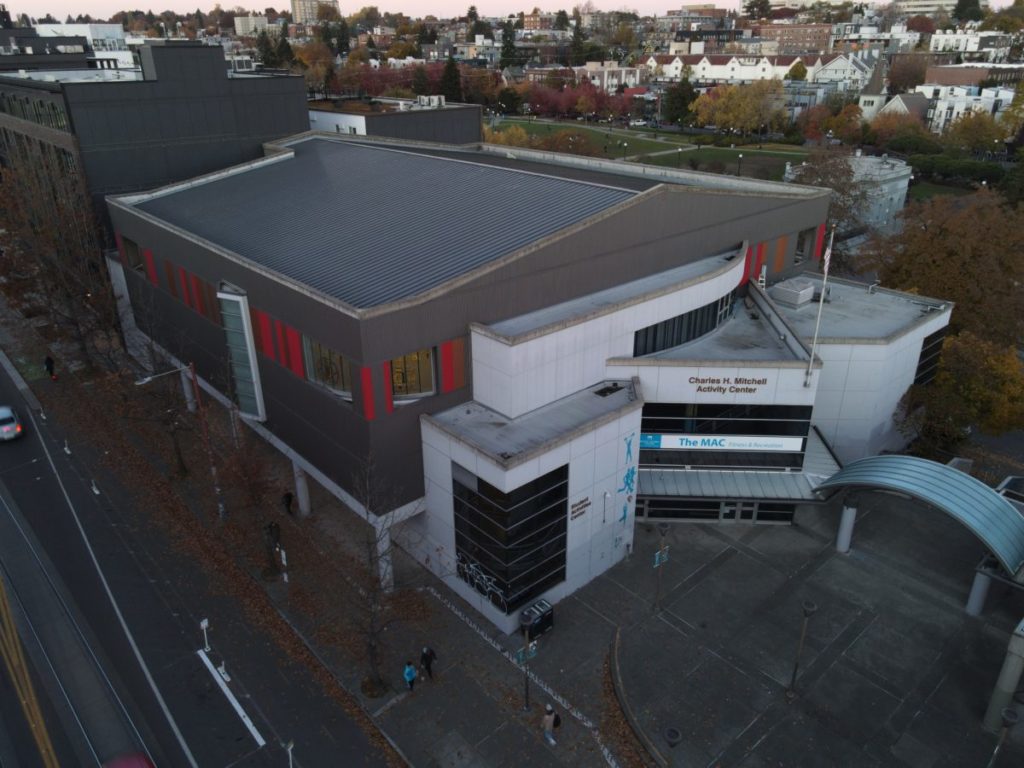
left=640, top=434, right=805, bottom=452
left=689, top=375, right=770, bottom=395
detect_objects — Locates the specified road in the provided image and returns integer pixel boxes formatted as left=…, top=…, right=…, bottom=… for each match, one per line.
left=0, top=360, right=389, bottom=767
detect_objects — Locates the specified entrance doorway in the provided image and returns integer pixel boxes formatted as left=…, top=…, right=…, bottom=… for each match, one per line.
left=639, top=497, right=797, bottom=524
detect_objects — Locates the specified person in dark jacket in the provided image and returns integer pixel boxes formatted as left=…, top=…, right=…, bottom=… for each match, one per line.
left=420, top=646, right=437, bottom=679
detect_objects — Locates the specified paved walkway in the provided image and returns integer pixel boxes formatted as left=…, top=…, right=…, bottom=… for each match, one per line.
left=2, top=296, right=1023, bottom=767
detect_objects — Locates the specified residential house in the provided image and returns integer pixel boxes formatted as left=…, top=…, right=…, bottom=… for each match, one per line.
left=929, top=30, right=1012, bottom=64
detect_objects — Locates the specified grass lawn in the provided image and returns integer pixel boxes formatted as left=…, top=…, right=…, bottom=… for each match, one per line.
left=494, top=119, right=671, bottom=158
left=907, top=181, right=974, bottom=201
left=635, top=146, right=808, bottom=181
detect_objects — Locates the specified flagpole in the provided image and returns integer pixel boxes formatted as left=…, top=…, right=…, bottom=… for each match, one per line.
left=804, top=227, right=835, bottom=388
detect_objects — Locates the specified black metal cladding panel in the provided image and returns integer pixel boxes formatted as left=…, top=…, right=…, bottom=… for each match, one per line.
left=136, top=138, right=636, bottom=309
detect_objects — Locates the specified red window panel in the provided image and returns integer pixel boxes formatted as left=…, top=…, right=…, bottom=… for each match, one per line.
left=178, top=267, right=191, bottom=309
left=813, top=223, right=826, bottom=261
left=382, top=361, right=394, bottom=414
left=253, top=310, right=274, bottom=359
left=439, top=341, right=455, bottom=393
left=142, top=249, right=158, bottom=285
left=450, top=337, right=466, bottom=390
left=285, top=326, right=305, bottom=378
left=190, top=274, right=206, bottom=316
left=115, top=232, right=125, bottom=261
left=274, top=320, right=288, bottom=368
left=754, top=242, right=766, bottom=280
left=361, top=366, right=375, bottom=421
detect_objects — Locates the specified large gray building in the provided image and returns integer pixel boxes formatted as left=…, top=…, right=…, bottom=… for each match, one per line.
left=0, top=41, right=308, bottom=217
left=106, top=133, right=951, bottom=632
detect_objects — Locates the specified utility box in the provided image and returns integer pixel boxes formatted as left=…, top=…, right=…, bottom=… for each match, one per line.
left=520, top=598, right=554, bottom=641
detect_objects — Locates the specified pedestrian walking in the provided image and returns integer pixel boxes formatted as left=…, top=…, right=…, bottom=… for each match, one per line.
left=44, top=355, right=56, bottom=381
left=403, top=661, right=417, bottom=692
left=542, top=703, right=560, bottom=746
left=420, top=646, right=437, bottom=680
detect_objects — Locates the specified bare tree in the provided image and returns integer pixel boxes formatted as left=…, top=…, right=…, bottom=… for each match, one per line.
left=0, top=145, right=123, bottom=370
left=786, top=150, right=868, bottom=275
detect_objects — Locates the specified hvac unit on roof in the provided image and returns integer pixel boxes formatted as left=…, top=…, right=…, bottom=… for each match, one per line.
left=770, top=278, right=816, bottom=307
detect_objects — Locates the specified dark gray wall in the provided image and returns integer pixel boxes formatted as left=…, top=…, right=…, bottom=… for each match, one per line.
left=364, top=105, right=482, bottom=144
left=64, top=44, right=308, bottom=203
left=109, top=183, right=828, bottom=507
left=359, top=186, right=830, bottom=359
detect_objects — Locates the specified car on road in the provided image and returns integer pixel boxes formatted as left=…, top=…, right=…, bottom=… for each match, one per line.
left=0, top=405, right=23, bottom=440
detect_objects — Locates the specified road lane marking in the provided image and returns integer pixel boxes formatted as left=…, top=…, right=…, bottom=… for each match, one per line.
left=196, top=649, right=266, bottom=748
left=27, top=408, right=199, bottom=768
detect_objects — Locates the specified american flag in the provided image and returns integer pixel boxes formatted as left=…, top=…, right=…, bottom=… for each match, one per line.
left=822, top=228, right=835, bottom=278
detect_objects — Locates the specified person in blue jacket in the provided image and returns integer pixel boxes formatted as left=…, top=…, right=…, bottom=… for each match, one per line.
left=403, top=661, right=418, bottom=691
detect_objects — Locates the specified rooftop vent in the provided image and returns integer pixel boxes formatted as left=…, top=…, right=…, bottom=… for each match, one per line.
left=770, top=278, right=816, bottom=308
left=594, top=383, right=624, bottom=398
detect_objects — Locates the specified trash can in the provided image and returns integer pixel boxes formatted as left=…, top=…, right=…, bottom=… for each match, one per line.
left=520, top=599, right=554, bottom=641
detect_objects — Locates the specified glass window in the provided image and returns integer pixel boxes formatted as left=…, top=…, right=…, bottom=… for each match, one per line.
left=392, top=349, right=434, bottom=398
left=633, top=293, right=732, bottom=357
left=122, top=236, right=143, bottom=272
left=303, top=336, right=354, bottom=397
left=794, top=227, right=815, bottom=264
left=913, top=327, right=946, bottom=386
left=217, top=290, right=266, bottom=420
left=453, top=464, right=568, bottom=614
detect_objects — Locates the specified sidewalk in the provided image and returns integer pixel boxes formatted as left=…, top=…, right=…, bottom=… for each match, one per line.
left=2, top=292, right=1023, bottom=768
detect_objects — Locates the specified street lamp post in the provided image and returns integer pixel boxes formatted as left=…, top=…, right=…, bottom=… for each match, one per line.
left=737, top=153, right=743, bottom=177
left=986, top=708, right=1019, bottom=768
left=137, top=363, right=226, bottom=520
left=622, top=141, right=628, bottom=160
left=520, top=613, right=532, bottom=711
left=677, top=147, right=682, bottom=168
left=785, top=600, right=818, bottom=701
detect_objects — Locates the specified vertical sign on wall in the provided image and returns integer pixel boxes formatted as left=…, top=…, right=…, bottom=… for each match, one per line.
left=616, top=431, right=639, bottom=535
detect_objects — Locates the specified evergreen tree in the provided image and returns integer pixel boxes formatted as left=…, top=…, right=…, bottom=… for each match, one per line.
left=554, top=9, right=570, bottom=30
left=743, top=0, right=772, bottom=19
left=256, top=29, right=278, bottom=66
left=500, top=20, right=518, bottom=69
left=663, top=77, right=697, bottom=125
left=467, top=5, right=479, bottom=23
left=412, top=65, right=430, bottom=95
left=336, top=18, right=349, bottom=54
left=952, top=0, right=983, bottom=21
left=276, top=34, right=294, bottom=66
left=570, top=10, right=585, bottom=66
left=440, top=56, right=463, bottom=102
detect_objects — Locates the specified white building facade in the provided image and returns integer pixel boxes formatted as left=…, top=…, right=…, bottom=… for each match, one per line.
left=914, top=83, right=1017, bottom=133
left=398, top=237, right=951, bottom=633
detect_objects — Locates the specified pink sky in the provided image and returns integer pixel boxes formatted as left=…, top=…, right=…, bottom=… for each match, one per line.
left=10, top=0, right=1012, bottom=23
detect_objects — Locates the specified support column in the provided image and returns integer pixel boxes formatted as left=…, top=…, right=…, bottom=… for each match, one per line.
left=292, top=461, right=311, bottom=518
left=984, top=619, right=1024, bottom=732
left=180, top=368, right=197, bottom=413
left=375, top=520, right=394, bottom=593
left=836, top=505, right=857, bottom=554
left=965, top=570, right=992, bottom=617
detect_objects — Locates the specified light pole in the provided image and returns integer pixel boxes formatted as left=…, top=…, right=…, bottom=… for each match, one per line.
left=622, top=141, right=628, bottom=160
left=737, top=153, right=743, bottom=176
left=785, top=600, right=818, bottom=701
left=677, top=147, right=682, bottom=167
left=986, top=708, right=1019, bottom=768
left=136, top=363, right=226, bottom=520
left=520, top=613, right=532, bottom=711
